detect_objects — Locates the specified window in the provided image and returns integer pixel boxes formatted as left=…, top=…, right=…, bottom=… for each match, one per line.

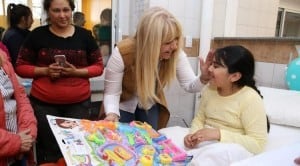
left=0, top=2, right=2, bottom=15
left=275, top=8, right=284, bottom=37
left=276, top=8, right=300, bottom=37
left=32, top=0, right=42, bottom=19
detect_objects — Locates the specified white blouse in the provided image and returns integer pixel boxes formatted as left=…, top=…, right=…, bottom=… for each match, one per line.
left=103, top=48, right=204, bottom=116
left=0, top=67, right=17, bottom=133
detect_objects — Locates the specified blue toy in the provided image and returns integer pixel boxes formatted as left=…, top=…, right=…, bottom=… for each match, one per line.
left=286, top=57, right=300, bottom=91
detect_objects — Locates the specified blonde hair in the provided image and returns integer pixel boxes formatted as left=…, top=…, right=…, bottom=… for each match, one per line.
left=135, top=7, right=183, bottom=109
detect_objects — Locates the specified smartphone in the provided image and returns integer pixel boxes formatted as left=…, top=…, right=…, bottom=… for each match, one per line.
left=54, top=55, right=66, bottom=67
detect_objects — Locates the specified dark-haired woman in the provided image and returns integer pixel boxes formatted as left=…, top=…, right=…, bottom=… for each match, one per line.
left=2, top=3, right=33, bottom=68
left=15, top=0, right=103, bottom=165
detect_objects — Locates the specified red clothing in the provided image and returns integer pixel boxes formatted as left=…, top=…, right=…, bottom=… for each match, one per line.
left=0, top=43, right=37, bottom=166
left=16, top=25, right=103, bottom=104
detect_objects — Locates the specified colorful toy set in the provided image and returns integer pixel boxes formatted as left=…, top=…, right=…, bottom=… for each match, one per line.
left=47, top=115, right=192, bottom=166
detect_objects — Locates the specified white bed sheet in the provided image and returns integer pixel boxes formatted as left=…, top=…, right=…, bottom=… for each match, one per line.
left=265, top=124, right=300, bottom=152
left=231, top=124, right=300, bottom=166
left=159, top=124, right=300, bottom=166
left=231, top=142, right=300, bottom=166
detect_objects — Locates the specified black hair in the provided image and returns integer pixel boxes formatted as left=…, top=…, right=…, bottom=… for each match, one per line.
left=0, top=27, right=5, bottom=40
left=7, top=3, right=32, bottom=28
left=214, top=45, right=262, bottom=97
left=215, top=45, right=270, bottom=132
left=43, top=0, right=75, bottom=12
left=73, top=11, right=85, bottom=26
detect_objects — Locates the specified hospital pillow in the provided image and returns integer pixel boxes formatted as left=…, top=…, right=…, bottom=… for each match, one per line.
left=259, top=87, right=300, bottom=128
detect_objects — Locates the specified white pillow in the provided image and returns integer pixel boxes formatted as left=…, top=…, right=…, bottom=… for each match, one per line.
left=259, top=87, right=300, bottom=127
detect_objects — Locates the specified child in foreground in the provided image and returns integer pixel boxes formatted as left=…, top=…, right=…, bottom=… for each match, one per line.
left=184, top=45, right=268, bottom=165
left=161, top=45, right=268, bottom=166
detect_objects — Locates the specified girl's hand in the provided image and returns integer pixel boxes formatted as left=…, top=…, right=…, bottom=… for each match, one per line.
left=191, top=128, right=220, bottom=145
left=184, top=134, right=197, bottom=149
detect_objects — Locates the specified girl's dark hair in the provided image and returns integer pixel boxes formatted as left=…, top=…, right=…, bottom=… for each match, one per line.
left=215, top=45, right=262, bottom=98
left=215, top=45, right=270, bottom=132
left=7, top=3, right=31, bottom=28
left=43, top=0, right=75, bottom=12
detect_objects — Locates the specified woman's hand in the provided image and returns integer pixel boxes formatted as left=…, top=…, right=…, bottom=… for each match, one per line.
left=18, top=129, right=34, bottom=152
left=48, top=63, right=63, bottom=80
left=61, top=61, right=77, bottom=77
left=61, top=62, right=88, bottom=77
left=105, top=113, right=119, bottom=122
left=199, top=50, right=214, bottom=84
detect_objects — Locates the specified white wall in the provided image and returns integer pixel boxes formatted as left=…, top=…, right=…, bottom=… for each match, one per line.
left=119, top=0, right=202, bottom=39
left=209, top=0, right=280, bottom=37
left=230, top=0, right=279, bottom=37
left=255, top=62, right=288, bottom=89
left=164, top=57, right=198, bottom=127
left=119, top=0, right=281, bottom=38
left=280, top=0, right=300, bottom=11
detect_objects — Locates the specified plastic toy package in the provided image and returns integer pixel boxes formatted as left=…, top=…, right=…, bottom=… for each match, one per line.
left=47, top=115, right=192, bottom=166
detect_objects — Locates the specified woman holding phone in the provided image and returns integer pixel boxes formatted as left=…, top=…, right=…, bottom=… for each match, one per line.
left=15, top=0, right=103, bottom=165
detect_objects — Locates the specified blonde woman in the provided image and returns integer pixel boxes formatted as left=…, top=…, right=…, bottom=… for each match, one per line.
left=103, top=7, right=213, bottom=130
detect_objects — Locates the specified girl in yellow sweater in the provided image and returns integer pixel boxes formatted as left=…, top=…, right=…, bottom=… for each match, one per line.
left=184, top=45, right=269, bottom=165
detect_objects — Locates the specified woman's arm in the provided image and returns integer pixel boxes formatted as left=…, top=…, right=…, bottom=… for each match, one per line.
left=176, top=50, right=213, bottom=93
left=0, top=129, right=22, bottom=157
left=103, top=47, right=124, bottom=119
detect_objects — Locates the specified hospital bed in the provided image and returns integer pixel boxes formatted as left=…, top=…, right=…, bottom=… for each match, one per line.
left=159, top=86, right=300, bottom=166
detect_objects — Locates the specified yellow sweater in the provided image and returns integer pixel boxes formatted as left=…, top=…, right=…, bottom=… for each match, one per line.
left=190, top=85, right=268, bottom=154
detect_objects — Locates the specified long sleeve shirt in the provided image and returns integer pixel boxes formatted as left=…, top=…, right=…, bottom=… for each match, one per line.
left=2, top=27, right=30, bottom=67
left=0, top=43, right=37, bottom=166
left=190, top=85, right=268, bottom=154
left=104, top=47, right=204, bottom=116
left=16, top=25, right=103, bottom=104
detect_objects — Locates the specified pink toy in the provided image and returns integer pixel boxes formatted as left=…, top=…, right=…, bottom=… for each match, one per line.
left=159, top=139, right=187, bottom=162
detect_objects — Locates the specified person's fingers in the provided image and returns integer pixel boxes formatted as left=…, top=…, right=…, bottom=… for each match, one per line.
left=105, top=113, right=119, bottom=122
